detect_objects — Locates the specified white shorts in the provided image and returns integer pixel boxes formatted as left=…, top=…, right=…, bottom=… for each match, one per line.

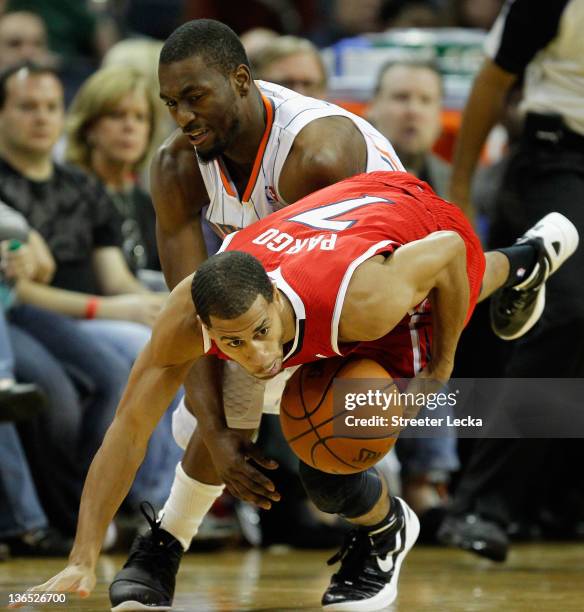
left=171, top=361, right=298, bottom=450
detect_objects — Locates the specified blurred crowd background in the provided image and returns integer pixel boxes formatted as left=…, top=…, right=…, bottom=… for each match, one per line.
left=1, top=0, right=582, bottom=564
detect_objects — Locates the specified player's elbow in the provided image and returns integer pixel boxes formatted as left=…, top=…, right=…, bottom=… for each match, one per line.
left=431, top=231, right=466, bottom=261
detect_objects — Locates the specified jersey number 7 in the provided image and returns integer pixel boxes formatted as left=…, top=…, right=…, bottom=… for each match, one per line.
left=287, top=195, right=394, bottom=232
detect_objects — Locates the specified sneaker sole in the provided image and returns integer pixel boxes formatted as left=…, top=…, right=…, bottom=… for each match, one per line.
left=494, top=285, right=546, bottom=341
left=531, top=212, right=579, bottom=273
left=322, top=497, right=420, bottom=612
left=111, top=602, right=171, bottom=611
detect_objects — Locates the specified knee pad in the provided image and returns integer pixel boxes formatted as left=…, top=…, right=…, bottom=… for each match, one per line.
left=299, top=462, right=382, bottom=518
left=172, top=398, right=198, bottom=450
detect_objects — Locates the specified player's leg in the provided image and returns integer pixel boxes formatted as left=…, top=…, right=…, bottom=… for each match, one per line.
left=109, top=361, right=265, bottom=611
left=299, top=462, right=419, bottom=611
left=109, top=415, right=231, bottom=611
left=478, top=212, right=579, bottom=339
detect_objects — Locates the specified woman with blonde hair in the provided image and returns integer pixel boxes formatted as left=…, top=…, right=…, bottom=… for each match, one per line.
left=66, top=65, right=163, bottom=283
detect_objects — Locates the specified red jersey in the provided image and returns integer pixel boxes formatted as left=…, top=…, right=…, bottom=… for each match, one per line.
left=203, top=171, right=484, bottom=378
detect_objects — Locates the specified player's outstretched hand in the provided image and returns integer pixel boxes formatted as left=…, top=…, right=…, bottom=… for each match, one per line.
left=207, top=429, right=281, bottom=510
left=8, top=564, right=96, bottom=608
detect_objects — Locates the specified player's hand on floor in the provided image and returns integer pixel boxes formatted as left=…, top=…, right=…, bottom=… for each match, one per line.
left=207, top=430, right=281, bottom=509
left=8, top=564, right=96, bottom=608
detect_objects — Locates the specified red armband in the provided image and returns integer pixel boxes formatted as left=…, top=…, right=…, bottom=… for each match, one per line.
left=85, top=297, right=100, bottom=319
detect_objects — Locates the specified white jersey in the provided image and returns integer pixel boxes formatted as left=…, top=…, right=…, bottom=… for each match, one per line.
left=197, top=81, right=404, bottom=238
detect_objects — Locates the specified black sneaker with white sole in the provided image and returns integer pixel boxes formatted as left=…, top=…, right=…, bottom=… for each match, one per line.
left=109, top=503, right=183, bottom=611
left=322, top=497, right=419, bottom=611
left=490, top=212, right=579, bottom=340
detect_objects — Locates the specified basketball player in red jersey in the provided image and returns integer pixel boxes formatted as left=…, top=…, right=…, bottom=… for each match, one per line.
left=22, top=171, right=578, bottom=611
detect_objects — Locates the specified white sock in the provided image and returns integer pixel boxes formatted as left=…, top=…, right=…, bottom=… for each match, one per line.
left=159, top=462, right=224, bottom=550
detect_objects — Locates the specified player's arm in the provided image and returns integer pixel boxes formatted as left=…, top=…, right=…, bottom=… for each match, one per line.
left=151, top=130, right=210, bottom=289
left=449, top=58, right=516, bottom=217
left=341, top=231, right=469, bottom=381
left=17, top=278, right=201, bottom=603
left=278, top=116, right=367, bottom=202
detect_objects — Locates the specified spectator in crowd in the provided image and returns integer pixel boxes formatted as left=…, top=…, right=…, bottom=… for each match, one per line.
left=252, top=35, right=328, bottom=100
left=440, top=0, right=584, bottom=562
left=0, top=201, right=130, bottom=536
left=0, top=202, right=44, bottom=421
left=382, top=0, right=443, bottom=28
left=101, top=38, right=172, bottom=160
left=0, top=421, right=71, bottom=556
left=369, top=60, right=449, bottom=197
left=240, top=27, right=278, bottom=66
left=6, top=0, right=119, bottom=103
left=0, top=61, right=181, bottom=512
left=6, top=0, right=116, bottom=62
left=444, top=0, right=504, bottom=30
left=0, top=10, right=52, bottom=69
left=66, top=65, right=164, bottom=289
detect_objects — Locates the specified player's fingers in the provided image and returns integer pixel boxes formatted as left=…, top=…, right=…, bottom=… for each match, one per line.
left=27, top=577, right=62, bottom=592
left=77, top=573, right=95, bottom=598
left=241, top=462, right=277, bottom=490
left=245, top=444, right=278, bottom=470
left=236, top=470, right=281, bottom=501
left=227, top=479, right=272, bottom=509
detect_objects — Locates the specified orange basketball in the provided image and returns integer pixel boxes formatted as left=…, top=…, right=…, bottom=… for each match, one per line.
left=280, top=357, right=402, bottom=474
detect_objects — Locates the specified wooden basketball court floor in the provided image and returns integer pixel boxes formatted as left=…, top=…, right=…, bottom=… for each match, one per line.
left=2, top=544, right=582, bottom=611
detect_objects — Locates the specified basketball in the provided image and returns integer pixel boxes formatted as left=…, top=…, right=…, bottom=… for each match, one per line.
left=280, top=358, right=402, bottom=474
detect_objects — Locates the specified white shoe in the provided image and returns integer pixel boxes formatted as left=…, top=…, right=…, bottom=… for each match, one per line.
left=490, top=212, right=579, bottom=340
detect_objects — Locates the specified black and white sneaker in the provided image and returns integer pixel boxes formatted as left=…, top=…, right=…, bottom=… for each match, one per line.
left=491, top=212, right=579, bottom=340
left=322, top=497, right=419, bottom=611
left=109, top=503, right=183, bottom=611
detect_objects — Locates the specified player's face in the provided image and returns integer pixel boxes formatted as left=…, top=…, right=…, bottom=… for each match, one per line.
left=370, top=66, right=442, bottom=158
left=206, top=293, right=286, bottom=380
left=158, top=55, right=242, bottom=162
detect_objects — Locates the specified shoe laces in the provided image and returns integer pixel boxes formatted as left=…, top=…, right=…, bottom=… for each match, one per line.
left=126, top=502, right=182, bottom=572
left=326, top=529, right=375, bottom=579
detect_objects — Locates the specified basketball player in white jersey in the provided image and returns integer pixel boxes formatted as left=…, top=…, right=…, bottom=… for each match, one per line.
left=32, top=19, right=407, bottom=611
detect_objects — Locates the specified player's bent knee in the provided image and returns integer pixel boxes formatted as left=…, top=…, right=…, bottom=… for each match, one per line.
left=299, top=461, right=382, bottom=518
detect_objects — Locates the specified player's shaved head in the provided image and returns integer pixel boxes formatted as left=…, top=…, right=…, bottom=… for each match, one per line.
left=192, top=251, right=274, bottom=327
left=160, top=19, right=250, bottom=74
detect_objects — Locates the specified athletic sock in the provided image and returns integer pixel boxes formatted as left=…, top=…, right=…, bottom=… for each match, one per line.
left=159, top=462, right=225, bottom=550
left=496, top=243, right=540, bottom=288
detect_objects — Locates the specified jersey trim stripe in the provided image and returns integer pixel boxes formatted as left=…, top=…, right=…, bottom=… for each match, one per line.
left=408, top=313, right=422, bottom=374
left=242, top=95, right=275, bottom=203
left=217, top=231, right=239, bottom=253
left=375, top=145, right=400, bottom=171
left=330, top=239, right=396, bottom=356
left=217, top=158, right=237, bottom=197
left=268, top=267, right=306, bottom=364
